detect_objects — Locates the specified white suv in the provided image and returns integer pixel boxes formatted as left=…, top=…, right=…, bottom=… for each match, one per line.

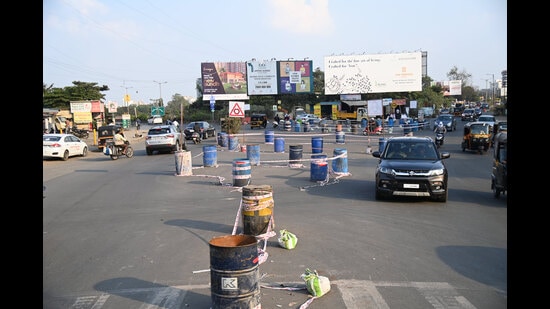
left=148, top=115, right=163, bottom=124
left=145, top=125, right=185, bottom=155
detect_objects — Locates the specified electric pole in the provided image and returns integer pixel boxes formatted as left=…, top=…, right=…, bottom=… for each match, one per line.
left=153, top=81, right=167, bottom=107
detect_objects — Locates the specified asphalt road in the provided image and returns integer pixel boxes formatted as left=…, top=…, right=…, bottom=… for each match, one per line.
left=43, top=117, right=507, bottom=309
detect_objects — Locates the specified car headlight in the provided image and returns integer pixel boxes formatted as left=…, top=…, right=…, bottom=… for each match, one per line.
left=428, top=168, right=445, bottom=176
left=378, top=166, right=393, bottom=175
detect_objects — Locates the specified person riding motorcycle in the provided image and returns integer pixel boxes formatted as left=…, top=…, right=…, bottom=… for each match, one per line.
left=434, top=121, right=447, bottom=134
left=114, top=128, right=129, bottom=154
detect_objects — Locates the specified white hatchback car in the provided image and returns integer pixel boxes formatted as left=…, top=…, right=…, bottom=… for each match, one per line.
left=43, top=134, right=89, bottom=161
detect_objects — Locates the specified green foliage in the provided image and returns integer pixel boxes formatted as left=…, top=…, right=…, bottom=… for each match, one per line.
left=221, top=117, right=241, bottom=134
left=43, top=81, right=109, bottom=109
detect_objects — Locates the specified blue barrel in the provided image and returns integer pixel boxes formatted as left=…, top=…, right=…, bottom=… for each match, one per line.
left=246, top=144, right=261, bottom=166
left=311, top=137, right=323, bottom=154
left=378, top=138, right=387, bottom=153
left=218, top=132, right=228, bottom=147
left=228, top=135, right=239, bottom=151
left=289, top=145, right=303, bottom=166
left=310, top=154, right=328, bottom=182
left=232, top=158, right=251, bottom=187
left=361, top=118, right=367, bottom=128
left=209, top=234, right=260, bottom=309
left=294, top=122, right=301, bottom=132
left=335, top=131, right=345, bottom=144
left=332, top=148, right=348, bottom=174
left=203, top=145, right=217, bottom=167
left=274, top=137, right=285, bottom=153
left=264, top=130, right=274, bottom=144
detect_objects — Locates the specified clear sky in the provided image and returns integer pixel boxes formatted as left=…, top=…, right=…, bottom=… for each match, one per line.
left=43, top=0, right=506, bottom=106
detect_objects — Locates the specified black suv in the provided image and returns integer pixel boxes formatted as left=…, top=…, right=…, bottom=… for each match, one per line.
left=461, top=108, right=476, bottom=121
left=372, top=136, right=450, bottom=202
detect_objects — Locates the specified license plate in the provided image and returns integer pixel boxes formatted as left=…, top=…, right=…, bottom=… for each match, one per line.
left=403, top=183, right=419, bottom=189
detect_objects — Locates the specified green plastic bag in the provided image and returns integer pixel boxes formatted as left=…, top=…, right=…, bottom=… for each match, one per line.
left=301, top=268, right=331, bottom=297
left=278, top=229, right=298, bottom=249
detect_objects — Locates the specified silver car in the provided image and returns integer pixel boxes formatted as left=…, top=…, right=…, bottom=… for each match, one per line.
left=433, top=114, right=457, bottom=131
left=145, top=125, right=184, bottom=155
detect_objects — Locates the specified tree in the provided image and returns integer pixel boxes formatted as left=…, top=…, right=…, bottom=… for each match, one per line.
left=446, top=66, right=472, bottom=86
left=43, top=81, right=109, bottom=109
left=164, top=94, right=191, bottom=121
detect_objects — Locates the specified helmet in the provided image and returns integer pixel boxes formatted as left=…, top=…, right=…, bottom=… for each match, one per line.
left=438, top=122, right=444, bottom=127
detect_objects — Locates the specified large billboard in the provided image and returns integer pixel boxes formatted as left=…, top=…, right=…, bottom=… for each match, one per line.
left=246, top=60, right=314, bottom=95
left=324, top=52, right=423, bottom=94
left=277, top=60, right=313, bottom=95
left=201, top=62, right=249, bottom=101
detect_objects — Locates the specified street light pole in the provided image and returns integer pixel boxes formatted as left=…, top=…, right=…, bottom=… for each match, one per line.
left=153, top=80, right=167, bottom=107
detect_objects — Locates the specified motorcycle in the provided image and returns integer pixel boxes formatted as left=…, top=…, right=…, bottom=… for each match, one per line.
left=435, top=131, right=444, bottom=148
left=363, top=124, right=383, bottom=135
left=69, top=127, right=89, bottom=139
left=187, top=129, right=202, bottom=144
left=104, top=140, right=134, bottom=160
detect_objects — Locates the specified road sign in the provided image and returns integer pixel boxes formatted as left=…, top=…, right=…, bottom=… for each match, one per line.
left=210, top=96, right=215, bottom=112
left=151, top=106, right=165, bottom=116
left=108, top=101, right=117, bottom=113
left=229, top=101, right=244, bottom=117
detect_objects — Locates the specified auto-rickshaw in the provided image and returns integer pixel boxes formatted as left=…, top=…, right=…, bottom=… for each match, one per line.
left=97, top=124, right=122, bottom=150
left=490, top=120, right=507, bottom=147
left=250, top=114, right=267, bottom=129
left=491, top=132, right=507, bottom=198
left=461, top=121, right=491, bottom=154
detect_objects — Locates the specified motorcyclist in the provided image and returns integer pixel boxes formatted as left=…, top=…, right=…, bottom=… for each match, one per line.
left=114, top=128, right=129, bottom=154
left=434, top=121, right=447, bottom=134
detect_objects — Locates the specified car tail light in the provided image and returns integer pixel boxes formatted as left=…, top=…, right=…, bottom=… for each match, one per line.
left=51, top=143, right=62, bottom=148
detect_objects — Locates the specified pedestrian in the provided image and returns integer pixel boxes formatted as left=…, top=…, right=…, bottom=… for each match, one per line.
left=386, top=114, right=394, bottom=134
left=136, top=118, right=141, bottom=131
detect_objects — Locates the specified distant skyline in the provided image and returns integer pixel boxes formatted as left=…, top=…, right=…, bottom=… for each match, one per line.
left=43, top=0, right=506, bottom=105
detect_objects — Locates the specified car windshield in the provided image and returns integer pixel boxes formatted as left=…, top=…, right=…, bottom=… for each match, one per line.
left=439, top=116, right=452, bottom=121
left=384, top=141, right=438, bottom=160
left=470, top=125, right=489, bottom=134
left=478, top=116, right=494, bottom=122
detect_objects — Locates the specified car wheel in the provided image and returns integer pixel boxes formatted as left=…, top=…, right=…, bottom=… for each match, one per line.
left=433, top=190, right=448, bottom=202
left=146, top=148, right=152, bottom=155
left=62, top=150, right=70, bottom=161
left=81, top=147, right=88, bottom=157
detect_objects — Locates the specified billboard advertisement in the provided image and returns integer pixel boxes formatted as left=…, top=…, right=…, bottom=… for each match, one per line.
left=246, top=60, right=278, bottom=95
left=245, top=60, right=314, bottom=96
left=201, top=62, right=249, bottom=101
left=278, top=60, right=313, bottom=94
left=324, top=52, right=423, bottom=94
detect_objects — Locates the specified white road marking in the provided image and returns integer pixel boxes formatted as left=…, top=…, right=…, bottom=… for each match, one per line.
left=66, top=281, right=481, bottom=309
